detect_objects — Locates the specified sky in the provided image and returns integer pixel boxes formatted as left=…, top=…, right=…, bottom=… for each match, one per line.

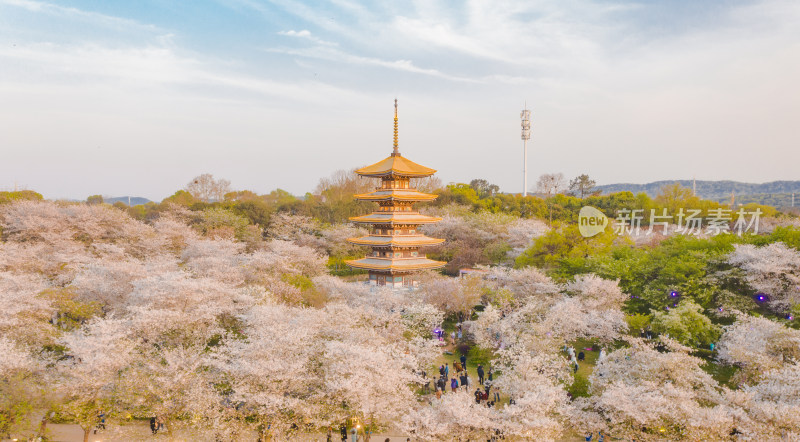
left=1, top=0, right=799, bottom=201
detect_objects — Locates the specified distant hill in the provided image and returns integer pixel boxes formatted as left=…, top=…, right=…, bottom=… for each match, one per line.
left=105, top=196, right=152, bottom=206
left=596, top=180, right=800, bottom=207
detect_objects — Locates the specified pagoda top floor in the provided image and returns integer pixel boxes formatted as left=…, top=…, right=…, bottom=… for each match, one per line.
left=355, top=153, right=436, bottom=179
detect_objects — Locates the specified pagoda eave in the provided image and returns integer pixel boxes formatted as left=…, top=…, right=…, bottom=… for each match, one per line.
left=348, top=214, right=443, bottom=224
left=354, top=190, right=438, bottom=202
left=347, top=235, right=445, bottom=247
left=345, top=258, right=446, bottom=272
left=355, top=155, right=437, bottom=178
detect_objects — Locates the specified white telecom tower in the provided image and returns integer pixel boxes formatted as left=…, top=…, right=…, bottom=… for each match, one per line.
left=520, top=105, right=532, bottom=196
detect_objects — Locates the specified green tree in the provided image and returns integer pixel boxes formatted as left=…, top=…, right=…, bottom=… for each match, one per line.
left=86, top=195, right=104, bottom=205
left=515, top=224, right=617, bottom=271
left=231, top=199, right=272, bottom=227
left=200, top=207, right=250, bottom=239
left=0, top=190, right=43, bottom=204
left=655, top=182, right=700, bottom=213
left=469, top=179, right=500, bottom=198
left=224, top=190, right=260, bottom=202
left=650, top=300, right=721, bottom=347
left=264, top=188, right=298, bottom=207
left=625, top=313, right=652, bottom=335
left=162, top=190, right=198, bottom=206
left=568, top=174, right=597, bottom=198
left=437, top=183, right=480, bottom=206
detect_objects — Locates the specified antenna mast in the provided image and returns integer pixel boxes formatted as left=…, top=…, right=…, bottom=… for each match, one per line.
left=520, top=104, right=532, bottom=196
left=392, top=99, right=399, bottom=156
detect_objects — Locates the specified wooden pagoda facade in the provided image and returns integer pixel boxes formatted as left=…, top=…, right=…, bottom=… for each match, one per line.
left=345, top=101, right=445, bottom=287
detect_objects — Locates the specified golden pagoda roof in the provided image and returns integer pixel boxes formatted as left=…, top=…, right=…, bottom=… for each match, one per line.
left=349, top=212, right=442, bottom=225
left=354, top=189, right=438, bottom=202
left=355, top=154, right=436, bottom=178
left=345, top=257, right=446, bottom=272
left=347, top=234, right=444, bottom=247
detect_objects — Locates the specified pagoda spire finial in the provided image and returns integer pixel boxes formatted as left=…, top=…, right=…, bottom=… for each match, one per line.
left=392, top=99, right=399, bottom=156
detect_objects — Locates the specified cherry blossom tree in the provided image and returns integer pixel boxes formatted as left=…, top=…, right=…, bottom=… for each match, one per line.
left=54, top=317, right=137, bottom=442
left=728, top=242, right=800, bottom=310
left=716, top=314, right=800, bottom=384
left=726, top=362, right=800, bottom=439
left=212, top=299, right=439, bottom=439
left=0, top=338, right=43, bottom=439
left=418, top=273, right=483, bottom=316
left=120, top=346, right=222, bottom=440
left=0, top=271, right=53, bottom=346
left=572, top=337, right=735, bottom=441
left=470, top=274, right=627, bottom=349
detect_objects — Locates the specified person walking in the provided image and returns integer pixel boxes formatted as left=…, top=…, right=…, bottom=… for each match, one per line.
left=94, top=410, right=105, bottom=433
left=327, top=427, right=333, bottom=442
left=460, top=353, right=466, bottom=369
left=450, top=377, right=458, bottom=392
left=436, top=384, right=442, bottom=399
left=350, top=427, right=358, bottom=442
left=444, top=363, right=449, bottom=379
left=477, top=364, right=485, bottom=384
left=459, top=372, right=467, bottom=389
left=474, top=387, right=482, bottom=404
left=340, top=424, right=347, bottom=442
left=150, top=417, right=158, bottom=435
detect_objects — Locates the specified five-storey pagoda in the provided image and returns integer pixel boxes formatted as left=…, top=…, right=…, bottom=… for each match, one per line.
left=345, top=101, right=445, bottom=287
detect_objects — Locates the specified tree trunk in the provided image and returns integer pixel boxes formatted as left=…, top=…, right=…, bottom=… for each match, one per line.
left=83, top=426, right=91, bottom=442
left=38, top=415, right=48, bottom=437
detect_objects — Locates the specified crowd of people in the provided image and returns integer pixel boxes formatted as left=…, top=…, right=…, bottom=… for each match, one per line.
left=425, top=322, right=507, bottom=409
left=424, top=355, right=502, bottom=408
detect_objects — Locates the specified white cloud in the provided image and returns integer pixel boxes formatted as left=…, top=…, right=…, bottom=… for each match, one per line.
left=0, top=40, right=364, bottom=104
left=278, top=29, right=338, bottom=46
left=0, top=0, right=161, bottom=33
left=265, top=44, right=477, bottom=82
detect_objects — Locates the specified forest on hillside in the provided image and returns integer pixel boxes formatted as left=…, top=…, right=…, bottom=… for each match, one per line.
left=596, top=180, right=800, bottom=208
